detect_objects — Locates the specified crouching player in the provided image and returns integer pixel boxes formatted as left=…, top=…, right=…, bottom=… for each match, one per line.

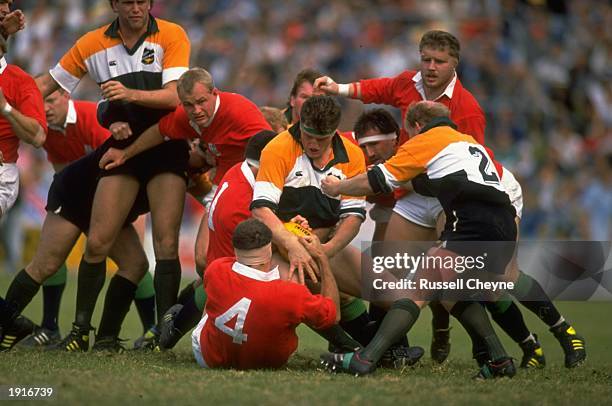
left=192, top=218, right=339, bottom=369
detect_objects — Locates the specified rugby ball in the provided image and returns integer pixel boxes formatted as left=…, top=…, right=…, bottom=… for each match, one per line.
left=277, top=222, right=312, bottom=260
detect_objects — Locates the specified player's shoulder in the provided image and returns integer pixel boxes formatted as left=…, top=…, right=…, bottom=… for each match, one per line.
left=163, top=104, right=189, bottom=124
left=3, top=63, right=35, bottom=83
left=205, top=257, right=235, bottom=277
left=337, top=133, right=366, bottom=167
left=155, top=17, right=189, bottom=39
left=452, top=79, right=483, bottom=111
left=72, top=100, right=97, bottom=113
left=218, top=91, right=259, bottom=111
left=339, top=133, right=362, bottom=155
left=69, top=23, right=118, bottom=58
left=398, top=70, right=418, bottom=81
left=76, top=23, right=112, bottom=45
left=221, top=161, right=247, bottom=182
left=263, top=128, right=296, bottom=153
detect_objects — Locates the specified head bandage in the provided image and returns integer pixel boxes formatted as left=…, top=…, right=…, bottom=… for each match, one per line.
left=357, top=133, right=397, bottom=146
left=234, top=243, right=272, bottom=267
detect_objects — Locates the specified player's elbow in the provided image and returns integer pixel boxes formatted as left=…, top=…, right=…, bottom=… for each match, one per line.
left=250, top=207, right=268, bottom=221
left=30, top=125, right=46, bottom=148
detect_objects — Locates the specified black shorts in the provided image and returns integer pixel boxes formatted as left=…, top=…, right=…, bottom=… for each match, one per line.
left=441, top=202, right=517, bottom=275
left=100, top=138, right=190, bottom=185
left=45, top=151, right=149, bottom=232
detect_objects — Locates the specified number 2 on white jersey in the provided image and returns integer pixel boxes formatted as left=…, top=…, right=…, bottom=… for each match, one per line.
left=214, top=297, right=252, bottom=344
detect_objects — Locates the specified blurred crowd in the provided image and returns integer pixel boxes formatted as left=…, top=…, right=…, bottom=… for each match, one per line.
left=1, top=0, right=610, bottom=271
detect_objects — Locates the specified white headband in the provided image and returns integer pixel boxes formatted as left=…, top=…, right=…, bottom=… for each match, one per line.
left=357, top=133, right=397, bottom=146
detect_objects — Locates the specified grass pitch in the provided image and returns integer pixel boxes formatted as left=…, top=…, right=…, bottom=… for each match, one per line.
left=2, top=272, right=611, bottom=405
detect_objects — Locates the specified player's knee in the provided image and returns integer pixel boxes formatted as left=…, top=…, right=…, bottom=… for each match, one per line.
left=86, top=232, right=114, bottom=258
left=28, top=258, right=61, bottom=281
left=116, top=253, right=149, bottom=280
left=153, top=234, right=179, bottom=258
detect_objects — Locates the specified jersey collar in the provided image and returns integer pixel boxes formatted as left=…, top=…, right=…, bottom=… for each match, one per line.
left=232, top=261, right=280, bottom=282
left=200, top=93, right=221, bottom=128
left=240, top=160, right=256, bottom=189
left=0, top=57, right=7, bottom=75
left=289, top=124, right=349, bottom=172
left=419, top=117, right=457, bottom=134
left=188, top=94, right=220, bottom=134
left=49, top=99, right=78, bottom=133
left=412, top=71, right=457, bottom=101
left=104, top=14, right=159, bottom=55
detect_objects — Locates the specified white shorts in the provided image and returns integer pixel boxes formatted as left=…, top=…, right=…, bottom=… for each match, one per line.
left=369, top=203, right=393, bottom=223
left=191, top=314, right=209, bottom=368
left=392, top=192, right=443, bottom=229
left=0, top=164, right=19, bottom=217
left=500, top=168, right=523, bottom=219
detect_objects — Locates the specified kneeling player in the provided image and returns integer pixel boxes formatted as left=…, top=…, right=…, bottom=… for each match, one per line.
left=192, top=219, right=339, bottom=369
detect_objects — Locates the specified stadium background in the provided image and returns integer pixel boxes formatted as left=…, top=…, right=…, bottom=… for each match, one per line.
left=0, top=0, right=610, bottom=275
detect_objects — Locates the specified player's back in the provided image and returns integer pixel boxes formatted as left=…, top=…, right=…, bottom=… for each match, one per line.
left=199, top=257, right=335, bottom=369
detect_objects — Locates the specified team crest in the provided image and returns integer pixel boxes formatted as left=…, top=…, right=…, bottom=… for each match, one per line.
left=141, top=48, right=155, bottom=65
left=208, top=143, right=221, bottom=156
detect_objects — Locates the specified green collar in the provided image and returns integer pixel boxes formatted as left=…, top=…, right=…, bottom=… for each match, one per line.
left=104, top=14, right=159, bottom=55
left=419, top=117, right=457, bottom=134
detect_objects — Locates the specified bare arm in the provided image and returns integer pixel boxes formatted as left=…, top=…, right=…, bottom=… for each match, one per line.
left=251, top=206, right=319, bottom=284
left=0, top=90, right=45, bottom=148
left=300, top=236, right=340, bottom=322
left=313, top=76, right=362, bottom=100
left=35, top=73, right=61, bottom=99
left=252, top=206, right=304, bottom=257
left=322, top=215, right=363, bottom=258
left=100, top=80, right=180, bottom=110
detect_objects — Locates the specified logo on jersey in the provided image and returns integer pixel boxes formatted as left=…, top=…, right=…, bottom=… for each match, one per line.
left=141, top=48, right=155, bottom=65
left=295, top=171, right=303, bottom=177
left=207, top=143, right=221, bottom=157
left=109, top=60, right=117, bottom=67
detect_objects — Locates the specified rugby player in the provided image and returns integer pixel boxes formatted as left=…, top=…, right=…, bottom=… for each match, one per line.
left=192, top=218, right=339, bottom=370
left=35, top=0, right=191, bottom=350
left=320, top=101, right=516, bottom=378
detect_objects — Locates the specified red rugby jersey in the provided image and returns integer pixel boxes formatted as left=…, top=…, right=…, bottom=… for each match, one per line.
left=200, top=257, right=336, bottom=369
left=158, top=92, right=271, bottom=184
left=0, top=58, right=47, bottom=163
left=43, top=100, right=110, bottom=164
left=206, top=161, right=254, bottom=264
left=359, top=70, right=485, bottom=145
